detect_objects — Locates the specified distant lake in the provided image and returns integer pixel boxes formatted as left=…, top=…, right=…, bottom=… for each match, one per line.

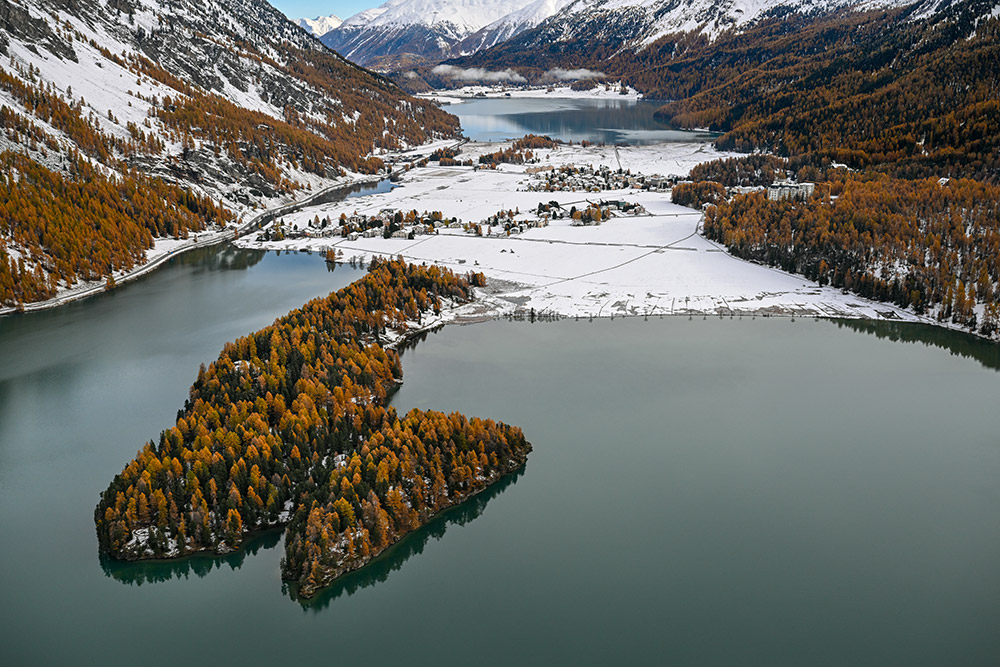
left=447, top=96, right=716, bottom=144
left=1, top=247, right=999, bottom=664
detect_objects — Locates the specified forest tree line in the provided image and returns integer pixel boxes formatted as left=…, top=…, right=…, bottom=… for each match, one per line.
left=683, top=173, right=1000, bottom=337
left=0, top=151, right=232, bottom=307
left=478, top=134, right=560, bottom=166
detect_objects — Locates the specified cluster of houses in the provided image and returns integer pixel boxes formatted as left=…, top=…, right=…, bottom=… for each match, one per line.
left=535, top=199, right=646, bottom=227
left=467, top=209, right=550, bottom=237
left=266, top=207, right=459, bottom=242
left=567, top=201, right=645, bottom=226
left=599, top=199, right=647, bottom=215
left=264, top=193, right=649, bottom=245
left=525, top=165, right=678, bottom=193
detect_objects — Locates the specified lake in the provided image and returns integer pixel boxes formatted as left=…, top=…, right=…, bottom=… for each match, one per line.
left=1, top=247, right=998, bottom=665
left=447, top=96, right=715, bottom=144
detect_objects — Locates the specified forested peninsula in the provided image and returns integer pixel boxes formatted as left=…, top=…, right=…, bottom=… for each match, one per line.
left=674, top=157, right=1000, bottom=338
left=95, top=258, right=530, bottom=598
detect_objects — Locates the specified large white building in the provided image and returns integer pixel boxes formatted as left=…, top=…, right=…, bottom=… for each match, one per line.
left=767, top=181, right=815, bottom=202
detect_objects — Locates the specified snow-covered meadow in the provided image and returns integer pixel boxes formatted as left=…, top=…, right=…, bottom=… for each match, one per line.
left=236, top=142, right=927, bottom=325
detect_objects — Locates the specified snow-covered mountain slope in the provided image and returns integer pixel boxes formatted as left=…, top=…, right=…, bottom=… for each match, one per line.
left=457, top=0, right=575, bottom=54
left=0, top=0, right=458, bottom=306
left=0, top=0, right=455, bottom=200
left=322, top=0, right=543, bottom=66
left=485, top=0, right=917, bottom=52
left=296, top=14, right=343, bottom=36
left=340, top=0, right=535, bottom=34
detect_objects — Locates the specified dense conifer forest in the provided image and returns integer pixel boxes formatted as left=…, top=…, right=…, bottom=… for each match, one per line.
left=674, top=166, right=1000, bottom=336
left=0, top=151, right=231, bottom=306
left=645, top=7, right=1000, bottom=180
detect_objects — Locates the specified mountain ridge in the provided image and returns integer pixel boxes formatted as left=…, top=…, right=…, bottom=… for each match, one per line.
left=321, top=0, right=924, bottom=69
left=321, top=0, right=568, bottom=67
left=295, top=14, right=343, bottom=36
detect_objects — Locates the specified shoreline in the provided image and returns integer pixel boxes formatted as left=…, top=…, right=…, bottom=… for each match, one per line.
left=458, top=260, right=987, bottom=341
left=0, top=180, right=373, bottom=318
left=0, top=138, right=466, bottom=319
left=319, top=259, right=973, bottom=342
left=290, top=455, right=529, bottom=600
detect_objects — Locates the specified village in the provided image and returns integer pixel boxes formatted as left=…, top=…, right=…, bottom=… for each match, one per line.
left=524, top=164, right=678, bottom=193
left=236, top=139, right=912, bottom=324
left=263, top=197, right=651, bottom=243
left=260, top=157, right=655, bottom=246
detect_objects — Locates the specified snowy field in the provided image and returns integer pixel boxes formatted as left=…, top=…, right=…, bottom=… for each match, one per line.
left=452, top=140, right=729, bottom=176
left=235, top=142, right=926, bottom=325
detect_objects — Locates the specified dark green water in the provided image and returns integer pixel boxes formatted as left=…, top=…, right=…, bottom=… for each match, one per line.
left=1, top=248, right=999, bottom=665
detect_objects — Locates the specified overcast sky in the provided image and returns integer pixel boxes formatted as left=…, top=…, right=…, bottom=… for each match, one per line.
left=272, top=0, right=373, bottom=21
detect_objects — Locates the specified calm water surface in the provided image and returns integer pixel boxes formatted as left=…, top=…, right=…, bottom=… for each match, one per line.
left=449, top=96, right=715, bottom=144
left=1, top=249, right=999, bottom=665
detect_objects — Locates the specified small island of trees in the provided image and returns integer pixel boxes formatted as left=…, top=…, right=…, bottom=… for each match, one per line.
left=94, top=258, right=530, bottom=598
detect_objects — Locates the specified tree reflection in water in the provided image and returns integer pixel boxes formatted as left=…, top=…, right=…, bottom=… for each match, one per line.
left=99, top=528, right=283, bottom=586
left=100, top=466, right=525, bottom=602
left=289, top=466, right=525, bottom=611
left=833, top=319, right=1000, bottom=372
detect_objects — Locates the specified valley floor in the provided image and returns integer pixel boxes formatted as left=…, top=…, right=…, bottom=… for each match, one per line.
left=235, top=141, right=929, bottom=326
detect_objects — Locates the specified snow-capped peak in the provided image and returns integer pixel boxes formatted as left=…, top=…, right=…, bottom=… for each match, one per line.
left=495, top=0, right=577, bottom=27
left=459, top=0, right=576, bottom=53
left=341, top=6, right=392, bottom=27
left=296, top=14, right=344, bottom=37
left=341, top=0, right=541, bottom=35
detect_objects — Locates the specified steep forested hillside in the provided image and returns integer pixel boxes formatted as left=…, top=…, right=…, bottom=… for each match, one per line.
left=0, top=0, right=458, bottom=308
left=0, top=151, right=231, bottom=305
left=640, top=3, right=999, bottom=180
